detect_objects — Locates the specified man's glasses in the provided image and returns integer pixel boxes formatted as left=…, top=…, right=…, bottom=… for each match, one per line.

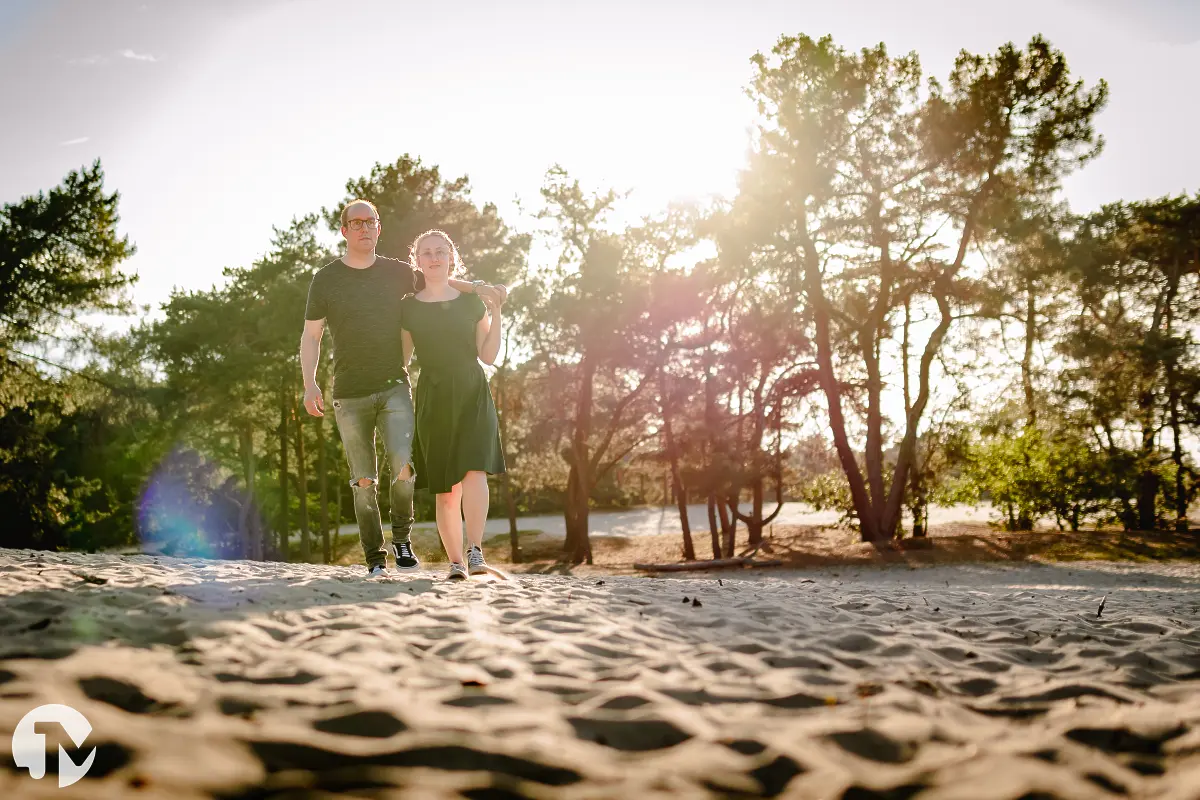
left=345, top=218, right=380, bottom=231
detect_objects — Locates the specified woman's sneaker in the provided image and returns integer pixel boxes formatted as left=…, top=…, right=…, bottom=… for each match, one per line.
left=466, top=545, right=488, bottom=575
left=366, top=564, right=389, bottom=579
left=392, top=540, right=420, bottom=572
left=447, top=562, right=468, bottom=581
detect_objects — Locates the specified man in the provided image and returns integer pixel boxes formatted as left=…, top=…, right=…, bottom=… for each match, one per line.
left=300, top=199, right=506, bottom=577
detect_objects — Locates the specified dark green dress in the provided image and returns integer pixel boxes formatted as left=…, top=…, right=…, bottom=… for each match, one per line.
left=400, top=292, right=506, bottom=494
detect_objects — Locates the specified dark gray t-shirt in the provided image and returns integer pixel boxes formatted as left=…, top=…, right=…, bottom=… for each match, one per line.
left=304, top=256, right=420, bottom=399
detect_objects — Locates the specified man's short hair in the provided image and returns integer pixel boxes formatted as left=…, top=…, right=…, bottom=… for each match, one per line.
left=339, top=198, right=380, bottom=227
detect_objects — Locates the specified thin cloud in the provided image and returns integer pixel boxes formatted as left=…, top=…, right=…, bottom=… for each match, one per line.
left=120, top=48, right=158, bottom=62
left=68, top=55, right=108, bottom=66
left=60, top=137, right=90, bottom=146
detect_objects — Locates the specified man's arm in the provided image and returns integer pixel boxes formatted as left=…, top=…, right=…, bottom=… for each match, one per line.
left=448, top=277, right=508, bottom=307
left=300, top=318, right=325, bottom=417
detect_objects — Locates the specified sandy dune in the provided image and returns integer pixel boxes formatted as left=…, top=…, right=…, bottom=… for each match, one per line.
left=1, top=549, right=1198, bottom=799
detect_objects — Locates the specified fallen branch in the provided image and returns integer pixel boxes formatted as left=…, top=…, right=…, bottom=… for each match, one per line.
left=633, top=558, right=784, bottom=573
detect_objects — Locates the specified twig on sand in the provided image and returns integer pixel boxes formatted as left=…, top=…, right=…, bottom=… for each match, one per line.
left=633, top=558, right=784, bottom=573
left=856, top=682, right=883, bottom=726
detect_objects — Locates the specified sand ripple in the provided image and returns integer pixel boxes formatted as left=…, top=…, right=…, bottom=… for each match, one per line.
left=1, top=550, right=1198, bottom=798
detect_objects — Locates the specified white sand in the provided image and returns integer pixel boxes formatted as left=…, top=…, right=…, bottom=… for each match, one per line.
left=1, top=549, right=1198, bottom=799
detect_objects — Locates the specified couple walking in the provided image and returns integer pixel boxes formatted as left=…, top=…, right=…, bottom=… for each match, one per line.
left=299, top=199, right=507, bottom=580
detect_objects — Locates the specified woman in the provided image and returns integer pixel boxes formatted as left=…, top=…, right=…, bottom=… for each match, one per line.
left=401, top=230, right=506, bottom=580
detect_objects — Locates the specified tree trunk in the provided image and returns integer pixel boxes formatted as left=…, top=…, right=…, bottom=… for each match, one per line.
left=727, top=377, right=747, bottom=544
left=659, top=367, right=695, bottom=561
left=799, top=231, right=878, bottom=541
left=706, top=493, right=721, bottom=560
left=1137, top=462, right=1159, bottom=531
left=802, top=176, right=992, bottom=543
left=493, top=362, right=522, bottom=562
left=734, top=390, right=771, bottom=548
left=1137, top=416, right=1158, bottom=532
left=700, top=424, right=715, bottom=563
left=1171, top=402, right=1187, bottom=531
left=902, top=296, right=926, bottom=538
left=1022, top=277, right=1038, bottom=427
left=720, top=496, right=738, bottom=558
left=278, top=375, right=290, bottom=561
left=863, top=194, right=895, bottom=530
left=744, top=476, right=763, bottom=547
left=863, top=334, right=885, bottom=525
left=239, top=423, right=258, bottom=560
left=294, top=404, right=311, bottom=563
left=902, top=296, right=912, bottom=413
left=700, top=347, right=715, bottom=563
left=563, top=462, right=592, bottom=564
left=879, top=291, right=956, bottom=541
left=908, top=457, right=927, bottom=538
left=1133, top=281, right=1170, bottom=532
left=703, top=341, right=724, bottom=560
left=503, top=473, right=521, bottom=563
left=1010, top=277, right=1038, bottom=531
left=1166, top=265, right=1188, bottom=531
left=316, top=414, right=330, bottom=564
left=249, top=508, right=264, bottom=563
left=911, top=499, right=927, bottom=538
left=563, top=354, right=595, bottom=564
left=672, top=474, right=694, bottom=560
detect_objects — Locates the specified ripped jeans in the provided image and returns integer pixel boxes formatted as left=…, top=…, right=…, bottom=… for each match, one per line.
left=331, top=382, right=416, bottom=569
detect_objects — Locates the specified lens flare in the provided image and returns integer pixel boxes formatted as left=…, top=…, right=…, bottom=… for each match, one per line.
left=137, top=447, right=243, bottom=559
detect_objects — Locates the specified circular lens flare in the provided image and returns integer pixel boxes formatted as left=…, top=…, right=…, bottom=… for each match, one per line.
left=137, top=448, right=250, bottom=559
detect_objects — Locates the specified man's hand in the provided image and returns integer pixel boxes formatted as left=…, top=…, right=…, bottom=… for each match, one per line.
left=303, top=384, right=325, bottom=417
left=476, top=283, right=508, bottom=308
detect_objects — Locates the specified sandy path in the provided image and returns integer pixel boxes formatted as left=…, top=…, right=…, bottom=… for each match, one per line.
left=1, top=550, right=1198, bottom=799
left=330, top=502, right=999, bottom=541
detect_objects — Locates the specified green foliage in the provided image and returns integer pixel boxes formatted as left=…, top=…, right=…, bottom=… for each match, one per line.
left=797, top=469, right=857, bottom=527
left=328, top=155, right=529, bottom=286
left=0, top=163, right=149, bottom=551
left=1057, top=195, right=1200, bottom=529
left=959, top=423, right=1156, bottom=532
left=0, top=160, right=135, bottom=354
left=732, top=32, right=1107, bottom=542
left=2, top=38, right=1197, bottom=562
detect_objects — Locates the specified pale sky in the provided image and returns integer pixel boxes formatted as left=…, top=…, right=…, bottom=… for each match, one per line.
left=2, top=0, right=1199, bottom=319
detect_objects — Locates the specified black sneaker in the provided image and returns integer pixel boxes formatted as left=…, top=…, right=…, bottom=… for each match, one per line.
left=466, top=545, right=488, bottom=575
left=392, top=540, right=420, bottom=572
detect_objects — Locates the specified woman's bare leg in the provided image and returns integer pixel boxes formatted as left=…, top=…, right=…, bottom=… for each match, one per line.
left=435, top=483, right=465, bottom=564
left=461, top=471, right=489, bottom=550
